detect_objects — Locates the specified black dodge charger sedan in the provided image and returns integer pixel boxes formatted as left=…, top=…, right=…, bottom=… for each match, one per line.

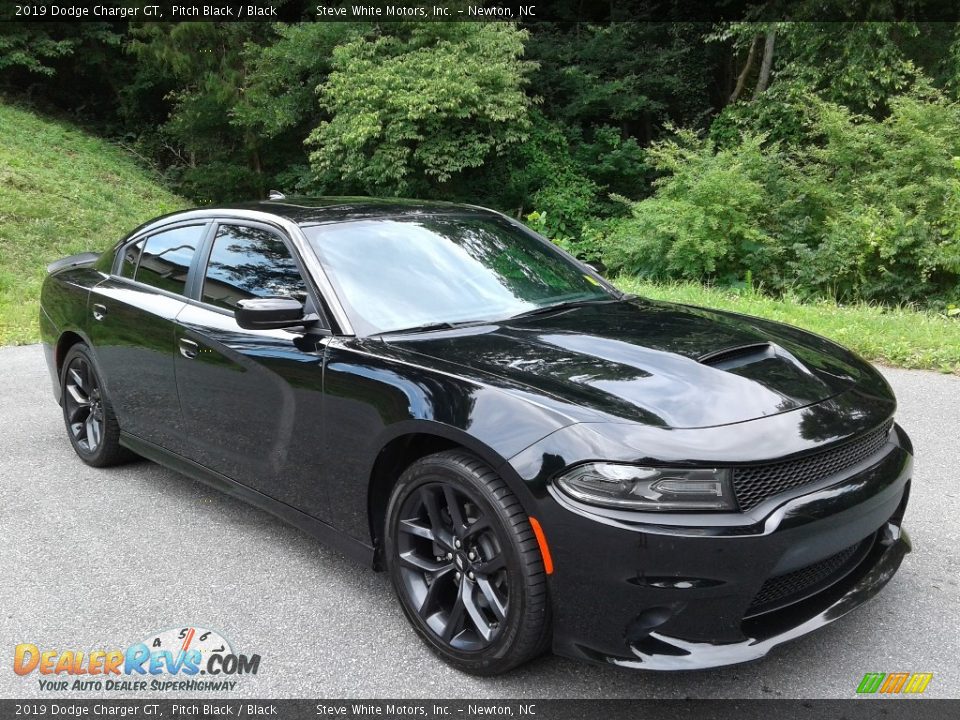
left=40, top=197, right=912, bottom=675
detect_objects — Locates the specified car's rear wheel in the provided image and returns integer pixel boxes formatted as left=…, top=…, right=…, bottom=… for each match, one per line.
left=385, top=450, right=550, bottom=675
left=61, top=343, right=132, bottom=467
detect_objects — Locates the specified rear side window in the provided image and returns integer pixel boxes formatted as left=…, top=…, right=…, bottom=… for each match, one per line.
left=118, top=239, right=144, bottom=278
left=201, top=224, right=308, bottom=311
left=135, top=225, right=205, bottom=296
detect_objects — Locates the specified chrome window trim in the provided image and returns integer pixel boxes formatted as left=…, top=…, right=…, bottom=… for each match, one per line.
left=111, top=208, right=356, bottom=336
left=111, top=220, right=209, bottom=277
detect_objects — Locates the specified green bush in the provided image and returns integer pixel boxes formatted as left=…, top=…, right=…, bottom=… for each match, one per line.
left=602, top=90, right=960, bottom=307
left=600, top=128, right=785, bottom=285
left=790, top=92, right=960, bottom=304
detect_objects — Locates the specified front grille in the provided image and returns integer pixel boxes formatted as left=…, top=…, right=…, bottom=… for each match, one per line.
left=733, top=421, right=893, bottom=511
left=746, top=535, right=875, bottom=617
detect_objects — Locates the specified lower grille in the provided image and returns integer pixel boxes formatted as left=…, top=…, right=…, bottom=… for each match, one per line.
left=746, top=535, right=875, bottom=617
left=733, top=421, right=893, bottom=511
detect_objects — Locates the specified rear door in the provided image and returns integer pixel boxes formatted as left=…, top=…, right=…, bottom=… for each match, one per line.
left=173, top=220, right=331, bottom=518
left=88, top=222, right=209, bottom=452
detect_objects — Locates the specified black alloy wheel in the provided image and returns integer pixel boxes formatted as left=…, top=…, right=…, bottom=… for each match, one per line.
left=396, top=481, right=509, bottom=650
left=60, top=343, right=132, bottom=467
left=64, top=353, right=104, bottom=454
left=385, top=450, right=550, bottom=675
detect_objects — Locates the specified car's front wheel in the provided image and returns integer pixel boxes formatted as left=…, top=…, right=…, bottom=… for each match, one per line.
left=60, top=343, right=132, bottom=467
left=385, top=450, right=550, bottom=675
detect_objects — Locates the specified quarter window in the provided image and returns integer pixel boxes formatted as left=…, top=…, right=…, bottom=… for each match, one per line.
left=134, top=225, right=205, bottom=296
left=202, top=225, right=308, bottom=311
left=118, top=239, right=144, bottom=278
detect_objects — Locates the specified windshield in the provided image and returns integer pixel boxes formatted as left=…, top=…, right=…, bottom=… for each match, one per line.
left=304, top=214, right=614, bottom=335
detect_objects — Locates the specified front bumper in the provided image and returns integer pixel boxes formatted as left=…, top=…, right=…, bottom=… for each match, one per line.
left=597, top=524, right=910, bottom=670
left=530, top=426, right=913, bottom=670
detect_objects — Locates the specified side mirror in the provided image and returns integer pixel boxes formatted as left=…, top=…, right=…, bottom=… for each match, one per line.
left=235, top=297, right=315, bottom=330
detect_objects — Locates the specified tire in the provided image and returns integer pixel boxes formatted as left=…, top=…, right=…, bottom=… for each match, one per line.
left=60, top=343, right=133, bottom=467
left=385, top=450, right=550, bottom=675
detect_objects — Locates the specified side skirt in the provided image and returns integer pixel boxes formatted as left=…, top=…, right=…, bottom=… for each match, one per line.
left=120, top=432, right=375, bottom=567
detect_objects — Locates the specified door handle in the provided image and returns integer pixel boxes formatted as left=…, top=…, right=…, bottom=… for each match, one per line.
left=178, top=338, right=200, bottom=360
left=92, top=303, right=107, bottom=321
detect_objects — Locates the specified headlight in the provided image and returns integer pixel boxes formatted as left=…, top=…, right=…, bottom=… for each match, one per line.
left=554, top=463, right=735, bottom=511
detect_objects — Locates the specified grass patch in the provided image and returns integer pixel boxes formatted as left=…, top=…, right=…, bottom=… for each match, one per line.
left=0, top=101, right=187, bottom=344
left=615, top=278, right=960, bottom=374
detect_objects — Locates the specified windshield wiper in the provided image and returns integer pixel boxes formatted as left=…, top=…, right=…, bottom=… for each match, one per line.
left=376, top=318, right=492, bottom=336
left=504, top=297, right=620, bottom=321
left=378, top=297, right=621, bottom=336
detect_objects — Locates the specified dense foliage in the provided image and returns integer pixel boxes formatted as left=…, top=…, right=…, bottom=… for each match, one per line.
left=308, top=22, right=535, bottom=195
left=2, top=8, right=960, bottom=307
left=606, top=90, right=960, bottom=304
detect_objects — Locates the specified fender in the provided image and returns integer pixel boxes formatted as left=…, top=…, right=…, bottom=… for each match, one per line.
left=321, top=339, right=579, bottom=544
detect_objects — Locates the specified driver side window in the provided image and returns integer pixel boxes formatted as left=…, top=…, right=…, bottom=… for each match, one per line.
left=201, top=224, right=308, bottom=311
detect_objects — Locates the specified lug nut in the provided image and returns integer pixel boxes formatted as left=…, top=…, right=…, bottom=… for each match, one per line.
left=467, top=551, right=476, bottom=560
left=468, top=571, right=475, bottom=580
left=445, top=552, right=453, bottom=560
left=454, top=539, right=461, bottom=548
left=455, top=571, right=462, bottom=581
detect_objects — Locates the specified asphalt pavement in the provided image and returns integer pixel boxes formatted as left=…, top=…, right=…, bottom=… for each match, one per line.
left=1, top=343, right=957, bottom=699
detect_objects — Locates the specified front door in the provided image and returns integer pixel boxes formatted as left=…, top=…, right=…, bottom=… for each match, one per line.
left=173, top=221, right=330, bottom=518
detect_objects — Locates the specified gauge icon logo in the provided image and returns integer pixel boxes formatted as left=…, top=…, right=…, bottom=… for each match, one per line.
left=139, top=626, right=232, bottom=668
left=129, top=625, right=260, bottom=678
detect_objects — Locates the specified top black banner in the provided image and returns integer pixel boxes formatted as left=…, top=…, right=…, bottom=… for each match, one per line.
left=4, top=0, right=960, bottom=23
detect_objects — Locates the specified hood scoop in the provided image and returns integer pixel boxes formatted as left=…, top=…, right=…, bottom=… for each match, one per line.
left=698, top=342, right=775, bottom=371
left=699, top=341, right=819, bottom=382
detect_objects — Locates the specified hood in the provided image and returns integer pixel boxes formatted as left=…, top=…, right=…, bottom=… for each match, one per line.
left=385, top=298, right=889, bottom=429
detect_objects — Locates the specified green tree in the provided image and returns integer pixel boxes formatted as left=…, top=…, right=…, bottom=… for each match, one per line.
left=307, top=22, right=536, bottom=196
left=525, top=20, right=717, bottom=204
left=0, top=17, right=121, bottom=78
left=0, top=20, right=125, bottom=124
left=127, top=22, right=274, bottom=200
left=712, top=21, right=927, bottom=147
left=0, top=23, right=81, bottom=77
left=232, top=22, right=366, bottom=138
left=529, top=21, right=717, bottom=143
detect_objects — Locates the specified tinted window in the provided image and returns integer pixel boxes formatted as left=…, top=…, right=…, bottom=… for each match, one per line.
left=202, top=225, right=308, bottom=311
left=118, top=239, right=143, bottom=278
left=305, top=216, right=612, bottom=334
left=135, top=225, right=204, bottom=295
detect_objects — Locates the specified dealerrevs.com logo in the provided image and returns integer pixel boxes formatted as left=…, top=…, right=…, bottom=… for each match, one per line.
left=856, top=672, right=934, bottom=695
left=13, top=626, right=261, bottom=692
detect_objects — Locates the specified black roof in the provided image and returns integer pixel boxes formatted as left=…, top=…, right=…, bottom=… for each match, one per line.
left=228, top=196, right=501, bottom=226
left=115, top=197, right=508, bottom=247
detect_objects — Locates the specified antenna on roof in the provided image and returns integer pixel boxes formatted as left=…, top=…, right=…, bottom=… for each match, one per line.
left=267, top=190, right=286, bottom=201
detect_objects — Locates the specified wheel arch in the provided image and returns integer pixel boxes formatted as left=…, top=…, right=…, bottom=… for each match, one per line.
left=56, top=330, right=87, bottom=377
left=50, top=329, right=103, bottom=405
left=366, top=422, right=519, bottom=570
